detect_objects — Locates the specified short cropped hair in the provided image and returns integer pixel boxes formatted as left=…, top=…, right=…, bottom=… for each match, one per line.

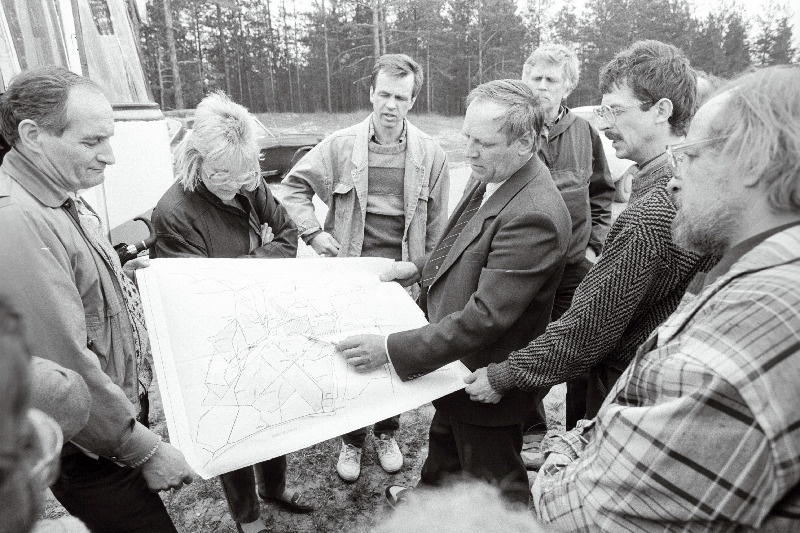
left=0, top=66, right=100, bottom=145
left=466, top=79, right=545, bottom=151
left=371, top=54, right=424, bottom=100
left=710, top=66, right=800, bottom=213
left=175, top=92, right=260, bottom=192
left=523, top=44, right=580, bottom=96
left=599, top=40, right=696, bottom=136
left=376, top=481, right=551, bottom=533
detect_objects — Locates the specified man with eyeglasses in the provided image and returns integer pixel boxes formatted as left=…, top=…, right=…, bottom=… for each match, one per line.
left=523, top=65, right=800, bottom=531
left=520, top=44, right=616, bottom=439
left=466, top=40, right=716, bottom=426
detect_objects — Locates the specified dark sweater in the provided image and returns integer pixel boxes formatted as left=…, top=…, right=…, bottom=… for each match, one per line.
left=488, top=155, right=718, bottom=393
left=540, top=108, right=616, bottom=262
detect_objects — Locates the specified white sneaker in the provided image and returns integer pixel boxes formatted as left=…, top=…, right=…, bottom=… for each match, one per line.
left=374, top=434, right=403, bottom=474
left=336, top=441, right=362, bottom=482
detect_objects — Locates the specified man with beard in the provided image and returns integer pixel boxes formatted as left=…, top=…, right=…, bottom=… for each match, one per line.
left=527, top=65, right=800, bottom=531
left=466, top=40, right=716, bottom=422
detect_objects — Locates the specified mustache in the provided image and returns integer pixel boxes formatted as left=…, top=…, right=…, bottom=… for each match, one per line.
left=604, top=132, right=622, bottom=142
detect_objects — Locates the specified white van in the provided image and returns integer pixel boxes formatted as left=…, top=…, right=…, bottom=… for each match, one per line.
left=0, top=0, right=174, bottom=247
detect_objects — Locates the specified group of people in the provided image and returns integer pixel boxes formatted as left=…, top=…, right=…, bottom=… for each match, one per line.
left=0, top=37, right=797, bottom=533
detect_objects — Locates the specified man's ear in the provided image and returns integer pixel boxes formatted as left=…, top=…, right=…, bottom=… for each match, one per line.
left=517, top=132, right=535, bottom=155
left=653, top=98, right=674, bottom=126
left=17, top=119, right=44, bottom=153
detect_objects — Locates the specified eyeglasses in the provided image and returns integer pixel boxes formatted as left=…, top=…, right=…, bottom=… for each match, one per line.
left=203, top=166, right=260, bottom=189
left=593, top=102, right=651, bottom=125
left=666, top=136, right=729, bottom=171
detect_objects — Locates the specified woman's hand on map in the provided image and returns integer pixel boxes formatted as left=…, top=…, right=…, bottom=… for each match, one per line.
left=337, top=334, right=389, bottom=372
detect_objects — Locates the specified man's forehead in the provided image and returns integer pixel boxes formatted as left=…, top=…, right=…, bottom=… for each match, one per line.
left=688, top=92, right=730, bottom=140
left=374, top=71, right=414, bottom=90
left=601, top=82, right=637, bottom=105
left=523, top=61, right=564, bottom=78
left=64, top=86, right=114, bottom=133
left=464, top=100, right=506, bottom=129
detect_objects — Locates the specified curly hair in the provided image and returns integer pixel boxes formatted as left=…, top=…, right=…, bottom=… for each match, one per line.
left=599, top=40, right=696, bottom=136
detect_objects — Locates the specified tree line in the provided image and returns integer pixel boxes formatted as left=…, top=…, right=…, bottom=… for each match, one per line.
left=140, top=0, right=797, bottom=115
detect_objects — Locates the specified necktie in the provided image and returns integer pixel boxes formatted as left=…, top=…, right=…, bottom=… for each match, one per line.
left=421, top=182, right=486, bottom=287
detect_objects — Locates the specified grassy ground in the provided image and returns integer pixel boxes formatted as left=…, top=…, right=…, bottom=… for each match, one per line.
left=43, top=111, right=568, bottom=532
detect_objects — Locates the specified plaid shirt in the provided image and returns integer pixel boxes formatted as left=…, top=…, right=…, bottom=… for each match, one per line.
left=534, top=225, right=800, bottom=531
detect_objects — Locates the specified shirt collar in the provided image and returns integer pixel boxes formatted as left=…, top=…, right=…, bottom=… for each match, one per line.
left=541, top=106, right=567, bottom=140
left=703, top=220, right=800, bottom=288
left=1, top=148, right=72, bottom=208
left=369, top=115, right=407, bottom=145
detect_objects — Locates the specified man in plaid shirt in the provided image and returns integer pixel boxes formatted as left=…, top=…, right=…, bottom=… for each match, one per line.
left=529, top=66, right=800, bottom=531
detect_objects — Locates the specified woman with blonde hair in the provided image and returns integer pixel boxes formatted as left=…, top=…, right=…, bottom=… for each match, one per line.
left=151, top=92, right=312, bottom=533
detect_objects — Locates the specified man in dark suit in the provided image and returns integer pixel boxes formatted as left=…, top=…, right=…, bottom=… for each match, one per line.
left=337, top=79, right=571, bottom=505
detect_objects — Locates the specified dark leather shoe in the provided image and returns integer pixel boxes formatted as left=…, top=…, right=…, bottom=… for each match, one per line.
left=384, top=485, right=413, bottom=509
left=258, top=490, right=314, bottom=513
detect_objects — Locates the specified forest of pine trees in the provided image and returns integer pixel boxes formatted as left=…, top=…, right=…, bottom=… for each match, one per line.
left=139, top=0, right=797, bottom=114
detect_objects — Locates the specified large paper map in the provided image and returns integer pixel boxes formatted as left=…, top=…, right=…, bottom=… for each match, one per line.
left=137, top=257, right=470, bottom=478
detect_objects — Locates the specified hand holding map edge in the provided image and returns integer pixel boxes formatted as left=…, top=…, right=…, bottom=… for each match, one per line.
left=379, top=261, right=420, bottom=287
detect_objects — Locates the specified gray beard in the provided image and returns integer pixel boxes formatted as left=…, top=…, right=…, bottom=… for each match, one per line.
left=672, top=204, right=737, bottom=257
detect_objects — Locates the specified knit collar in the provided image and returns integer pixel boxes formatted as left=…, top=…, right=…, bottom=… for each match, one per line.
left=629, top=152, right=671, bottom=203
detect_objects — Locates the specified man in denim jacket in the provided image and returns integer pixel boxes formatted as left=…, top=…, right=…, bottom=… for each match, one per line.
left=280, top=53, right=449, bottom=483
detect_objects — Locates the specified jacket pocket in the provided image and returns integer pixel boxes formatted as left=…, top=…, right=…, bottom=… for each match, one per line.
left=85, top=313, right=108, bottom=369
left=332, top=181, right=355, bottom=238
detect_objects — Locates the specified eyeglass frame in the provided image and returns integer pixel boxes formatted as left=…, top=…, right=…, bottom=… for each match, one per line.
left=666, top=136, right=730, bottom=172
left=592, top=101, right=653, bottom=126
left=202, top=165, right=260, bottom=190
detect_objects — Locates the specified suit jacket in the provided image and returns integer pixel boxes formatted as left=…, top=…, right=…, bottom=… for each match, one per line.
left=387, top=156, right=571, bottom=426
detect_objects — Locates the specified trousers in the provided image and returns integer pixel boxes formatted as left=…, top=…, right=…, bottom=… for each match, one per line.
left=219, top=455, right=287, bottom=523
left=50, top=452, right=176, bottom=533
left=419, top=410, right=529, bottom=506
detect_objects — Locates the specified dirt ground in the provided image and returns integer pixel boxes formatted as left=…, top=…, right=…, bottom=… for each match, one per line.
left=43, top=380, right=565, bottom=533
left=43, top=111, right=572, bottom=531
